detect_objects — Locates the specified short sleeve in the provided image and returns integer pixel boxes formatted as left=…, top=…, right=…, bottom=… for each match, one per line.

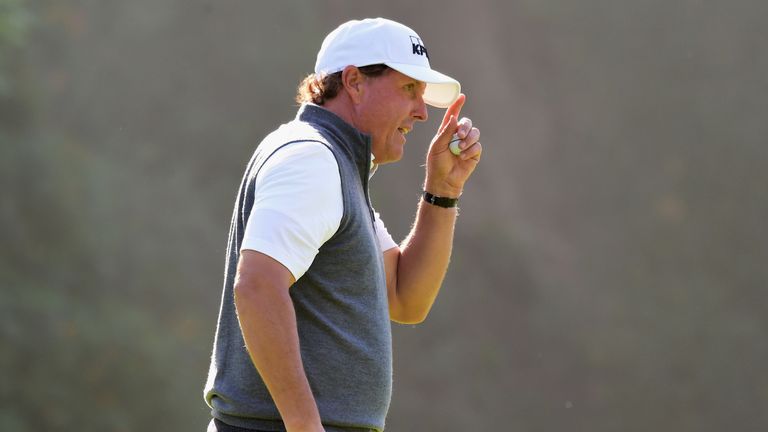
left=372, top=209, right=398, bottom=252
left=241, top=141, right=343, bottom=281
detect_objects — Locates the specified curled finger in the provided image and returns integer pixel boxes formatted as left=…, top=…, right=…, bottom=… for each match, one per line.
left=461, top=141, right=482, bottom=161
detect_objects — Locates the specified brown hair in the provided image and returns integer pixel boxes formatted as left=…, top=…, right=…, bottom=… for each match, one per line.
left=295, top=64, right=391, bottom=105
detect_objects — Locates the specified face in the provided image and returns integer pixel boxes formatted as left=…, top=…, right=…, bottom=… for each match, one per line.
left=351, top=69, right=428, bottom=164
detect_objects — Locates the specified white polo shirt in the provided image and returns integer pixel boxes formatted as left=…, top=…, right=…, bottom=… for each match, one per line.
left=240, top=141, right=398, bottom=281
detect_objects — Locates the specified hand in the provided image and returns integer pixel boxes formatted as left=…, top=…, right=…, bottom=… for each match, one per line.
left=424, top=94, right=482, bottom=197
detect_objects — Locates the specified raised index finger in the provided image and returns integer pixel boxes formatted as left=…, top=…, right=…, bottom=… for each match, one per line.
left=440, top=93, right=466, bottom=130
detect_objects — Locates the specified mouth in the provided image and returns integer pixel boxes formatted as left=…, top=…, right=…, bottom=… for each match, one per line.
left=397, top=127, right=411, bottom=137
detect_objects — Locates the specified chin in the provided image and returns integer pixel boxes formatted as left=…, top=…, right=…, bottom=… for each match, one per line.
left=378, top=150, right=405, bottom=165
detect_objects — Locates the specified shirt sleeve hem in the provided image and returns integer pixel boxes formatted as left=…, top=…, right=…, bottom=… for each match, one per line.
left=240, top=239, right=308, bottom=282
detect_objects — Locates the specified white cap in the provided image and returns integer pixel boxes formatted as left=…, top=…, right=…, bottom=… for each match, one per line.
left=314, top=18, right=461, bottom=108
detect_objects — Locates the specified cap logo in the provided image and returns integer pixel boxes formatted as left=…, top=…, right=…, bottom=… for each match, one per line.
left=410, top=36, right=429, bottom=59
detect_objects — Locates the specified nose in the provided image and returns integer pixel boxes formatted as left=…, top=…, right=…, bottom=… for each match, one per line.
left=413, top=97, right=428, bottom=122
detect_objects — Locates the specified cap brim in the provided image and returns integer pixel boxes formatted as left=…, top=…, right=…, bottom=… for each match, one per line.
left=385, top=62, right=461, bottom=108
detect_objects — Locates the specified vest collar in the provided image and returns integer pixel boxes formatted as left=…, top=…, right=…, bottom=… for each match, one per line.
left=297, top=103, right=373, bottom=183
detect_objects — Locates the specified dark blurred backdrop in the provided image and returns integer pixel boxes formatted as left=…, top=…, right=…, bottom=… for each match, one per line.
left=2, top=0, right=767, bottom=431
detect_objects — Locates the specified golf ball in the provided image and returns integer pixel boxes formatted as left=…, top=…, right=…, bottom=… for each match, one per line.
left=449, top=134, right=462, bottom=156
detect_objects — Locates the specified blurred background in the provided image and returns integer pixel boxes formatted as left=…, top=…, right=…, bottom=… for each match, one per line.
left=2, top=0, right=767, bottom=430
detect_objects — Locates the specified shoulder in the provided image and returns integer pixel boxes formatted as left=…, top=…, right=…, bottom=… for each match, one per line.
left=258, top=140, right=338, bottom=182
left=253, top=138, right=341, bottom=215
left=259, top=119, right=328, bottom=154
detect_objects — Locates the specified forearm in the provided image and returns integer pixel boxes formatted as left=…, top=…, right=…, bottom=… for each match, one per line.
left=386, top=93, right=481, bottom=324
left=234, top=281, right=323, bottom=431
left=392, top=196, right=458, bottom=323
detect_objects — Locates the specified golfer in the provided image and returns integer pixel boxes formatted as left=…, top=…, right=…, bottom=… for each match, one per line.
left=204, top=18, right=482, bottom=432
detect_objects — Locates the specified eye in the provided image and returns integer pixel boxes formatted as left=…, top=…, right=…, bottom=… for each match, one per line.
left=404, top=83, right=416, bottom=92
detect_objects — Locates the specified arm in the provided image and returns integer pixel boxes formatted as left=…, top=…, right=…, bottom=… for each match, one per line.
left=233, top=250, right=324, bottom=432
left=384, top=201, right=458, bottom=324
left=386, top=94, right=482, bottom=324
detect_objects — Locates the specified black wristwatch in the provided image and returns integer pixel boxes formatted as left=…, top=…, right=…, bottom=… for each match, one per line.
left=422, top=191, right=459, bottom=208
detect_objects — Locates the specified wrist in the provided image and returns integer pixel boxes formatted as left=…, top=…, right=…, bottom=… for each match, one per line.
left=422, top=191, right=459, bottom=208
left=423, top=178, right=462, bottom=198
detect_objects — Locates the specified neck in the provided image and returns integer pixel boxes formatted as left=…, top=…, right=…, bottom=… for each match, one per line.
left=321, top=96, right=358, bottom=131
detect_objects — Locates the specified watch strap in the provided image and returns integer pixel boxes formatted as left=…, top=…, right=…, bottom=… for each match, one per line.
left=423, top=191, right=459, bottom=208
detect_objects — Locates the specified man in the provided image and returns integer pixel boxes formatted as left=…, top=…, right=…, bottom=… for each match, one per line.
left=204, top=18, right=482, bottom=432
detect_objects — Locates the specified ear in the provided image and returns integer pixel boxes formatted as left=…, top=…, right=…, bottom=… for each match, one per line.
left=341, top=66, right=365, bottom=104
